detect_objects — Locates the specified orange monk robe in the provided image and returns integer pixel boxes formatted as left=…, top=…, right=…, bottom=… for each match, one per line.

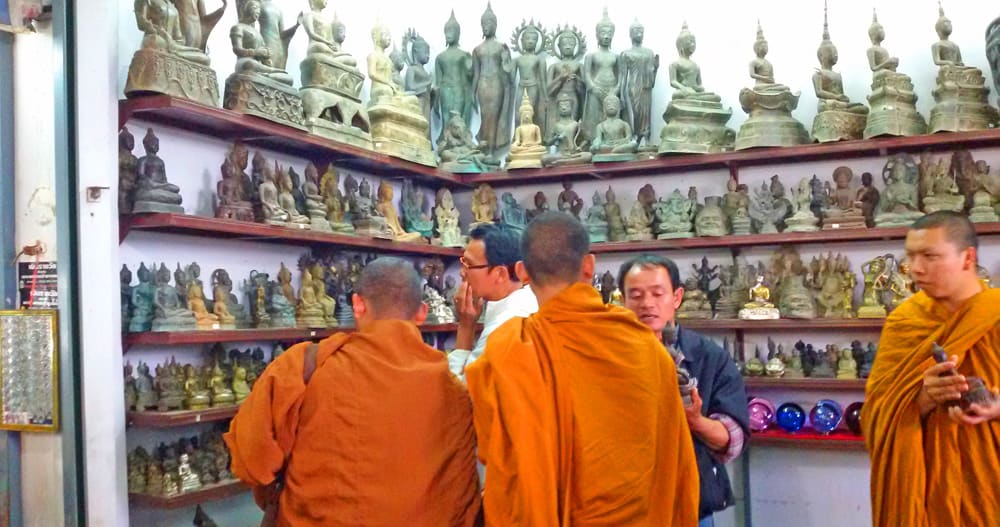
left=466, top=282, right=700, bottom=527
left=224, top=320, right=481, bottom=527
left=862, top=288, right=1000, bottom=527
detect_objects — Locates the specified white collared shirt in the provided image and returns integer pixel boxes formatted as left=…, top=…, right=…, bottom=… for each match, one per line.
left=448, top=285, right=538, bottom=383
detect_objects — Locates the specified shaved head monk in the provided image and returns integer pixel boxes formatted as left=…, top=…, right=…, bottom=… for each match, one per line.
left=465, top=212, right=700, bottom=526
left=863, top=211, right=1000, bottom=527
left=225, top=257, right=481, bottom=527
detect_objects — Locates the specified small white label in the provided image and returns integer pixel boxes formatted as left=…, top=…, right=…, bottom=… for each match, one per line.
left=309, top=330, right=317, bottom=337
left=212, top=323, right=220, bottom=330
left=195, top=414, right=202, bottom=423
left=831, top=223, right=841, bottom=229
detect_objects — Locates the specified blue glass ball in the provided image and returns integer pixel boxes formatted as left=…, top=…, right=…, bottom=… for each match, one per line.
left=776, top=402, right=806, bottom=433
left=809, top=399, right=844, bottom=434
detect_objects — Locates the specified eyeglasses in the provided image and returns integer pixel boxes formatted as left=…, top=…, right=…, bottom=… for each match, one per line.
left=460, top=256, right=490, bottom=270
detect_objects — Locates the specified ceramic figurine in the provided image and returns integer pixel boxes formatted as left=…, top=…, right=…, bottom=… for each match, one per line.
left=182, top=364, right=211, bottom=410
left=277, top=166, right=311, bottom=228
left=653, top=189, right=695, bottom=239
left=210, top=269, right=244, bottom=328
left=434, top=11, right=474, bottom=143
left=349, top=178, right=392, bottom=239
left=557, top=182, right=585, bottom=220
left=124, top=0, right=222, bottom=106
left=771, top=247, right=816, bottom=319
left=765, top=341, right=785, bottom=378
left=858, top=255, right=892, bottom=318
left=299, top=163, right=330, bottom=232
left=151, top=263, right=195, bottom=331
left=298, top=3, right=371, bottom=147
left=471, top=183, right=498, bottom=228
left=316, top=166, right=354, bottom=234
left=366, top=21, right=435, bottom=166
left=735, top=22, right=810, bottom=149
left=403, top=29, right=434, bottom=137
left=583, top=190, right=609, bottom=243
left=739, top=275, right=780, bottom=320
left=498, top=192, right=528, bottom=234
left=820, top=167, right=867, bottom=229
left=506, top=90, right=547, bottom=169
left=836, top=348, right=858, bottom=379
left=296, top=267, right=328, bottom=328
left=590, top=94, right=638, bottom=162
left=744, top=346, right=765, bottom=377
left=145, top=462, right=165, bottom=496
left=209, top=362, right=236, bottom=406
left=155, top=359, right=185, bottom=411
left=855, top=171, right=881, bottom=228
left=134, top=361, right=158, bottom=410
left=864, top=11, right=927, bottom=138
left=375, top=181, right=425, bottom=243
left=510, top=19, right=548, bottom=139
left=438, top=111, right=493, bottom=172
left=581, top=8, right=621, bottom=143
left=920, top=153, right=965, bottom=213
left=527, top=191, right=550, bottom=221
left=267, top=266, right=296, bottom=328
left=223, top=0, right=305, bottom=129
left=473, top=2, right=515, bottom=163
left=258, top=160, right=288, bottom=226
left=676, top=277, right=713, bottom=319
left=127, top=447, right=148, bottom=493
left=119, top=128, right=139, bottom=214
left=542, top=93, right=592, bottom=167
left=215, top=143, right=255, bottom=221
left=812, top=3, right=869, bottom=143
left=604, top=187, right=626, bottom=242
left=810, top=346, right=838, bottom=378
left=421, top=259, right=455, bottom=324
left=546, top=24, right=586, bottom=138
left=928, top=5, right=998, bottom=132
left=784, top=346, right=805, bottom=378
left=626, top=185, right=656, bottom=241
left=132, top=129, right=184, bottom=214
left=619, top=19, right=659, bottom=155
left=400, top=179, right=434, bottom=239
left=183, top=263, right=220, bottom=329
left=875, top=154, right=924, bottom=227
left=660, top=22, right=734, bottom=154
left=434, top=188, right=463, bottom=247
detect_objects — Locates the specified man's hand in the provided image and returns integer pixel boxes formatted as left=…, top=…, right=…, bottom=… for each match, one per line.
left=947, top=384, right=1000, bottom=426
left=917, top=355, right=968, bottom=416
left=683, top=387, right=703, bottom=429
left=455, top=281, right=485, bottom=327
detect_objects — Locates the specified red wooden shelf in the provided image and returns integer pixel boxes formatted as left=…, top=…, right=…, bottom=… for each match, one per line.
left=752, top=429, right=866, bottom=451
left=679, top=318, right=884, bottom=331
left=124, top=323, right=460, bottom=347
left=589, top=222, right=1000, bottom=254
left=121, top=213, right=462, bottom=258
left=119, top=96, right=462, bottom=187
left=466, top=128, right=1000, bottom=186
left=127, top=405, right=239, bottom=428
left=129, top=479, right=248, bottom=509
left=744, top=377, right=867, bottom=390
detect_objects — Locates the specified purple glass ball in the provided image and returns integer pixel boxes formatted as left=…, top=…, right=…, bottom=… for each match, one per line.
left=844, top=401, right=864, bottom=435
left=809, top=399, right=844, bottom=434
left=747, top=397, right=776, bottom=432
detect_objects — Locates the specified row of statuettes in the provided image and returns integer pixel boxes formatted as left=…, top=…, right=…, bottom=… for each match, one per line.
left=120, top=126, right=1000, bottom=244
left=126, top=0, right=1000, bottom=169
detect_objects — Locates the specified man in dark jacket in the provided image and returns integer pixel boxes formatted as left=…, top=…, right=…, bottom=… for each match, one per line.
left=619, top=254, right=750, bottom=527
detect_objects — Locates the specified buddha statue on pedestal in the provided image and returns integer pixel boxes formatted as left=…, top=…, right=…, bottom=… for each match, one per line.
left=653, top=189, right=695, bottom=239
left=296, top=267, right=328, bottom=328
left=367, top=21, right=436, bottom=166
left=506, top=91, right=547, bottom=170
left=619, top=19, right=659, bottom=157
left=400, top=179, right=434, bottom=239
left=739, top=275, right=780, bottom=320
left=735, top=22, right=810, bottom=150
left=583, top=190, right=609, bottom=243
left=299, top=2, right=371, bottom=147
left=376, top=180, right=425, bottom=243
left=318, top=166, right=354, bottom=234
left=124, top=0, right=222, bottom=106
left=920, top=154, right=965, bottom=213
left=811, top=3, right=869, bottom=143
left=133, top=129, right=184, bottom=214
left=590, top=94, right=638, bottom=162
left=875, top=154, right=924, bottom=227
left=349, top=178, right=392, bottom=239
left=863, top=10, right=927, bottom=138
left=857, top=255, right=891, bottom=318
left=152, top=263, right=196, bottom=331
left=784, top=178, right=820, bottom=232
left=499, top=192, right=527, bottom=234
left=434, top=188, right=463, bottom=248
left=542, top=94, right=592, bottom=167
left=660, top=22, right=735, bottom=154
left=928, top=4, right=998, bottom=133
left=471, top=183, right=498, bottom=229
left=821, top=167, right=867, bottom=230
left=223, top=0, right=305, bottom=129
left=438, top=111, right=493, bottom=173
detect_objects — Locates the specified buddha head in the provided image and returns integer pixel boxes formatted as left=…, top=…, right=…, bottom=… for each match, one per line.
left=602, top=93, right=621, bottom=118
left=753, top=21, right=768, bottom=58
left=240, top=0, right=261, bottom=24
left=444, top=10, right=461, bottom=45
left=557, top=32, right=578, bottom=59
left=533, top=191, right=547, bottom=209
left=676, top=22, right=695, bottom=57
left=935, top=3, right=952, bottom=39
left=817, top=6, right=838, bottom=68
left=377, top=180, right=393, bottom=203
left=592, top=190, right=603, bottom=206
left=331, top=13, right=346, bottom=45
left=629, top=18, right=644, bottom=45
left=120, top=127, right=135, bottom=151
left=595, top=7, right=615, bottom=47
left=518, top=90, right=534, bottom=125
left=481, top=2, right=497, bottom=38
left=371, top=21, right=392, bottom=51
left=411, top=33, right=430, bottom=65
left=142, top=128, right=159, bottom=154
left=605, top=186, right=616, bottom=204
left=308, top=0, right=327, bottom=11
left=556, top=92, right=574, bottom=117
left=868, top=10, right=885, bottom=45
left=520, top=26, right=541, bottom=54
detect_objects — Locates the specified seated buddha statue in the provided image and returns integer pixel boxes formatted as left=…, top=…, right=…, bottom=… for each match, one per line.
left=300, top=1, right=357, bottom=68
left=542, top=94, right=592, bottom=167
left=506, top=91, right=547, bottom=170
left=375, top=180, right=424, bottom=243
left=590, top=94, right=637, bottom=162
left=229, top=0, right=295, bottom=86
left=811, top=6, right=869, bottom=143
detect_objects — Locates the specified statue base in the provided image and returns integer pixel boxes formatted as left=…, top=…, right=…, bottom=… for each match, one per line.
left=300, top=62, right=372, bottom=147
left=713, top=302, right=740, bottom=320
left=784, top=369, right=805, bottom=379
left=265, top=219, right=289, bottom=228
left=864, top=72, right=927, bottom=138
left=970, top=207, right=1000, bottom=223
left=784, top=222, right=820, bottom=233
left=739, top=307, right=781, bottom=320
left=440, top=161, right=486, bottom=173
left=128, top=317, right=153, bottom=333
left=216, top=203, right=255, bottom=222
left=157, top=396, right=184, bottom=412
left=657, top=231, right=694, bottom=240
left=224, top=74, right=306, bottom=130
left=627, top=232, right=655, bottom=241
left=659, top=99, right=736, bottom=154
left=267, top=313, right=297, bottom=328
left=307, top=118, right=373, bottom=149
left=731, top=219, right=752, bottom=236
left=922, top=196, right=965, bottom=214
left=151, top=317, right=195, bottom=331
left=637, top=144, right=659, bottom=160
left=821, top=216, right=866, bottom=230
left=352, top=218, right=393, bottom=239
left=735, top=88, right=810, bottom=150
left=368, top=103, right=436, bottom=166
left=309, top=216, right=333, bottom=233
left=296, top=315, right=327, bottom=329
left=586, top=230, right=608, bottom=244
left=928, top=66, right=999, bottom=133
left=124, top=49, right=220, bottom=107
left=133, top=200, right=184, bottom=214
left=856, top=305, right=887, bottom=319
left=676, top=311, right=712, bottom=320
left=505, top=157, right=543, bottom=170
left=739, top=306, right=781, bottom=320
left=593, top=152, right=637, bottom=163
left=812, top=110, right=868, bottom=143
left=874, top=211, right=924, bottom=228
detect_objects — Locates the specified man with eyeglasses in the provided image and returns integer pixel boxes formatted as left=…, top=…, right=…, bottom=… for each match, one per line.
left=448, top=223, right=538, bottom=383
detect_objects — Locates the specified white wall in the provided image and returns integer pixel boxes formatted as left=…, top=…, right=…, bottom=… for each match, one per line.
left=108, top=0, right=1000, bottom=526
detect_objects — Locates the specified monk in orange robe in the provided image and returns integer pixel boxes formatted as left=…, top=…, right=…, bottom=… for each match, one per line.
left=863, top=212, right=1000, bottom=527
left=466, top=212, right=700, bottom=526
left=224, top=257, right=481, bottom=527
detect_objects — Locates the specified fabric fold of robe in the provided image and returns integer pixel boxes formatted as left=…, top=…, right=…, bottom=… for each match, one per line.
left=225, top=319, right=481, bottom=527
left=466, top=282, right=700, bottom=527
left=862, top=288, right=1000, bottom=527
